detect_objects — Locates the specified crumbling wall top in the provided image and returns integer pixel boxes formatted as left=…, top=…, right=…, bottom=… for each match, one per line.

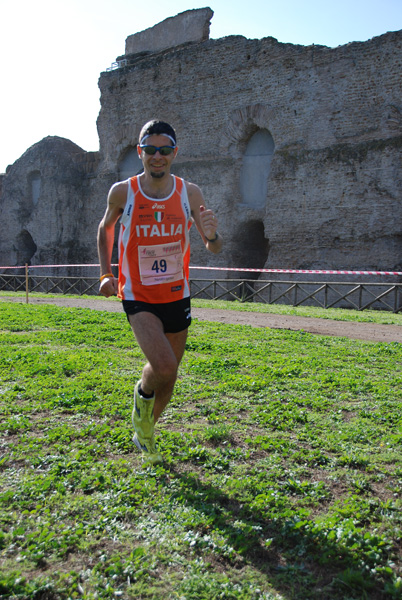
left=125, top=7, right=213, bottom=55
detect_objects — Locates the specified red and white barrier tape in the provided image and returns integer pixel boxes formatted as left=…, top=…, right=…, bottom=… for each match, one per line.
left=1, top=264, right=401, bottom=276
left=189, top=266, right=402, bottom=276
left=0, top=264, right=102, bottom=269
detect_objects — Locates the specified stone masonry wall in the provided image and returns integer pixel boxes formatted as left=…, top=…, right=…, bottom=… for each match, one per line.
left=96, top=28, right=402, bottom=275
left=0, top=137, right=101, bottom=272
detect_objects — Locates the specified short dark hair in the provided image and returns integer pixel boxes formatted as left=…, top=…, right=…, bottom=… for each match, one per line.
left=139, top=120, right=177, bottom=145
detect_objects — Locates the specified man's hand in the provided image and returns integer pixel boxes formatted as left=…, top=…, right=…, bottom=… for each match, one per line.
left=200, top=205, right=218, bottom=241
left=99, top=276, right=118, bottom=298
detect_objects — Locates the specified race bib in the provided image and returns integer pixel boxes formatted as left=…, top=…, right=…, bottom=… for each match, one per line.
left=138, top=241, right=183, bottom=286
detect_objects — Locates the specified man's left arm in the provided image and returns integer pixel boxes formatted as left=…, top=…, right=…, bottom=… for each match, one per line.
left=187, top=182, right=223, bottom=254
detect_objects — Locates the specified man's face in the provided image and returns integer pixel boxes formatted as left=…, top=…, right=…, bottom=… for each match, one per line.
left=137, top=134, right=178, bottom=179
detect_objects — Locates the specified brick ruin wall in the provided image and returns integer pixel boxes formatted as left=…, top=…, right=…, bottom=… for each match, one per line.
left=0, top=10, right=401, bottom=283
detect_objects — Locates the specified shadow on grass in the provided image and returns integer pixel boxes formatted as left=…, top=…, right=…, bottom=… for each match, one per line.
left=167, top=466, right=390, bottom=600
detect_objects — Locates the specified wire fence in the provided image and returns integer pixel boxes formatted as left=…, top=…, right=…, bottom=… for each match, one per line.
left=0, top=271, right=401, bottom=313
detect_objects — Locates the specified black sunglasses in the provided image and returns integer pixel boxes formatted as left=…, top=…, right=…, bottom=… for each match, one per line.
left=139, top=145, right=176, bottom=156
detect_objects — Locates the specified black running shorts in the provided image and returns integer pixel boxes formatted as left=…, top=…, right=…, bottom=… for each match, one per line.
left=122, top=297, right=191, bottom=333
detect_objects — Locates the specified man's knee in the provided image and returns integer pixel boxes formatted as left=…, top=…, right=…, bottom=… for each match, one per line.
left=147, top=355, right=178, bottom=384
left=159, top=358, right=179, bottom=382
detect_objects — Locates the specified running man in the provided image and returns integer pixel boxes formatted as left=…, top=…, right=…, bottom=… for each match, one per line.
left=97, top=120, right=222, bottom=464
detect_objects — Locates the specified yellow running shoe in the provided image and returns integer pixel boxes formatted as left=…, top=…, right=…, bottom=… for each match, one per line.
left=133, top=432, right=162, bottom=465
left=132, top=381, right=155, bottom=438
left=132, top=381, right=162, bottom=465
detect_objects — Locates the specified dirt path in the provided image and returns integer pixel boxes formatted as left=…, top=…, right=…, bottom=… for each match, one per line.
left=2, top=295, right=401, bottom=343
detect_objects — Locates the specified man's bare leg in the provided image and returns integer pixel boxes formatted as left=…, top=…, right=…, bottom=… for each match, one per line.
left=128, top=311, right=188, bottom=422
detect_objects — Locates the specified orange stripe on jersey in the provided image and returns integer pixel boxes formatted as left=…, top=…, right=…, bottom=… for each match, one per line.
left=118, top=175, right=192, bottom=303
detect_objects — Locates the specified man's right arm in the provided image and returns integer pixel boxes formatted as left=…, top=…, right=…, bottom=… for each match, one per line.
left=97, top=182, right=127, bottom=297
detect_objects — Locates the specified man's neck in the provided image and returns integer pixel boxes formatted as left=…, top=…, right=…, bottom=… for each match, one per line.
left=140, top=173, right=174, bottom=199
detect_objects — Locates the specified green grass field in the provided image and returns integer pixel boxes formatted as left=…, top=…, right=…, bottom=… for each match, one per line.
left=0, top=298, right=401, bottom=599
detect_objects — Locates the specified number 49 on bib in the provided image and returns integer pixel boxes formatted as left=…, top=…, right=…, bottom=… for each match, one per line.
left=152, top=259, right=167, bottom=274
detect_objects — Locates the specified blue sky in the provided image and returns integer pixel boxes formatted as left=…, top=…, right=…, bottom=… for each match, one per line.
left=1, top=0, right=401, bottom=172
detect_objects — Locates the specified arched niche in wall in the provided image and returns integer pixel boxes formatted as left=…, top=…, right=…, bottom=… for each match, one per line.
left=232, top=219, right=270, bottom=274
left=28, top=171, right=42, bottom=207
left=16, top=229, right=37, bottom=265
left=239, top=129, right=275, bottom=210
left=231, top=219, right=270, bottom=300
left=118, top=147, right=142, bottom=180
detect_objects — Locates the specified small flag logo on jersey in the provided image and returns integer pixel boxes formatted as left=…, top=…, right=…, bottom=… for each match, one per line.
left=154, top=211, right=165, bottom=222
